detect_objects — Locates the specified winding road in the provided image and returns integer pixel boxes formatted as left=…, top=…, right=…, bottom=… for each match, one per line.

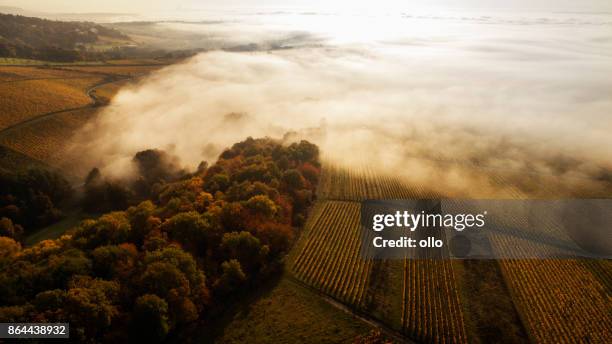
left=0, top=75, right=130, bottom=137
left=0, top=62, right=173, bottom=137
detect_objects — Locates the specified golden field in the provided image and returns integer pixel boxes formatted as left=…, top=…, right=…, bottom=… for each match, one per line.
left=0, top=66, right=91, bottom=81
left=0, top=61, right=169, bottom=173
left=0, top=76, right=102, bottom=130
left=58, top=65, right=166, bottom=77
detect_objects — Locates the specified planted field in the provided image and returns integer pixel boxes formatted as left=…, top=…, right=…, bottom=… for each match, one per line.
left=298, top=161, right=612, bottom=343
left=0, top=108, right=96, bottom=170
left=491, top=236, right=612, bottom=344
left=59, top=65, right=165, bottom=77
left=212, top=278, right=371, bottom=344
left=293, top=164, right=469, bottom=343
left=91, top=78, right=134, bottom=104
left=0, top=144, right=49, bottom=174
left=106, top=59, right=169, bottom=65
left=0, top=63, right=166, bottom=177
left=317, top=162, right=437, bottom=201
left=0, top=77, right=102, bottom=130
left=0, top=58, right=50, bottom=66
left=291, top=201, right=374, bottom=308
left=0, top=66, right=93, bottom=81
left=401, top=259, right=468, bottom=343
left=452, top=260, right=529, bottom=344
left=461, top=182, right=612, bottom=344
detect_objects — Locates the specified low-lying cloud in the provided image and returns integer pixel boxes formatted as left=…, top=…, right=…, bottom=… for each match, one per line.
left=69, top=11, right=612, bottom=198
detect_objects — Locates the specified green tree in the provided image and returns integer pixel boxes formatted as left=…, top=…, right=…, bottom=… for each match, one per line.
left=144, top=247, right=209, bottom=308
left=221, top=231, right=268, bottom=274
left=214, top=259, right=247, bottom=295
left=0, top=217, right=23, bottom=239
left=92, top=244, right=137, bottom=279
left=205, top=173, right=231, bottom=193
left=64, top=277, right=119, bottom=340
left=289, top=140, right=319, bottom=164
left=161, top=211, right=209, bottom=252
left=126, top=201, right=156, bottom=243
left=45, top=248, right=92, bottom=289
left=140, top=261, right=190, bottom=299
left=72, top=212, right=131, bottom=248
left=132, top=294, right=170, bottom=343
left=34, top=289, right=66, bottom=311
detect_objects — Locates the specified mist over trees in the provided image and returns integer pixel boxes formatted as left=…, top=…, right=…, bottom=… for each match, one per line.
left=0, top=137, right=320, bottom=342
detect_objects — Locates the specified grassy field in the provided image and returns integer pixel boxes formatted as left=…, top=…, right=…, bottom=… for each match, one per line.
left=105, top=58, right=170, bottom=65
left=23, top=210, right=91, bottom=246
left=0, top=58, right=59, bottom=66
left=0, top=57, right=110, bottom=66
left=210, top=277, right=372, bottom=344
left=453, top=260, right=529, bottom=344
left=0, top=57, right=173, bottom=66
left=365, top=259, right=405, bottom=331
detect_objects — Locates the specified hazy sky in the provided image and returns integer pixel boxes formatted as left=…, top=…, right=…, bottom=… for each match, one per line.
left=3, top=0, right=612, bottom=13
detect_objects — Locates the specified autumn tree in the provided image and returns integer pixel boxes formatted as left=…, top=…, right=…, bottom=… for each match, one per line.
left=214, top=259, right=247, bottom=295
left=0, top=137, right=320, bottom=342
left=131, top=294, right=170, bottom=343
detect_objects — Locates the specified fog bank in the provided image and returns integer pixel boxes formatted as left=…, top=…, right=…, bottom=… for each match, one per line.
left=69, top=10, right=612, bottom=197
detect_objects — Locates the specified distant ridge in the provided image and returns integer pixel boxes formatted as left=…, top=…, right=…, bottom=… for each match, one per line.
left=0, top=12, right=129, bottom=61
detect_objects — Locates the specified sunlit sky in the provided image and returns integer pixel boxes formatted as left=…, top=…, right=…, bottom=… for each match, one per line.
left=3, top=0, right=612, bottom=13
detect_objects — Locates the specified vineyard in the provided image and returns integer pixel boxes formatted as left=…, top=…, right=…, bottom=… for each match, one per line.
left=489, top=224, right=612, bottom=344
left=292, top=162, right=469, bottom=343
left=317, top=163, right=438, bottom=201
left=447, top=165, right=612, bottom=343
left=0, top=75, right=102, bottom=130
left=0, top=108, right=96, bottom=173
left=294, top=160, right=611, bottom=343
left=0, top=63, right=166, bottom=174
left=401, top=259, right=467, bottom=343
left=0, top=66, right=89, bottom=81
left=471, top=181, right=612, bottom=343
left=59, top=65, right=165, bottom=77
left=494, top=257, right=611, bottom=343
left=1, top=58, right=610, bottom=344
left=291, top=201, right=374, bottom=307
left=92, top=79, right=134, bottom=104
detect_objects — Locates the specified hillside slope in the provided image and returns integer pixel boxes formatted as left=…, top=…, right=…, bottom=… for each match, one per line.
left=0, top=13, right=129, bottom=61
